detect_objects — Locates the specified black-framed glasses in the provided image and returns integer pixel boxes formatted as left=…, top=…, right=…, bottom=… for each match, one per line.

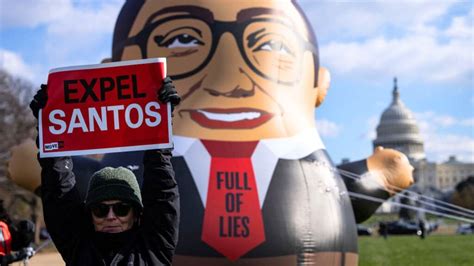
left=123, top=15, right=318, bottom=85
left=90, top=202, right=132, bottom=218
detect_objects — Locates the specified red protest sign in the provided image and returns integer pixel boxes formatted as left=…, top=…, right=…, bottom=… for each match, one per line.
left=39, top=58, right=171, bottom=158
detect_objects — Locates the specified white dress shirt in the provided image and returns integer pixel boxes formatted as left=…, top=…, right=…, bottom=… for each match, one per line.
left=173, top=128, right=326, bottom=208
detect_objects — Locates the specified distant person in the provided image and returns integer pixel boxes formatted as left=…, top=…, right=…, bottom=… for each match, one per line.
left=29, top=78, right=181, bottom=265
left=379, top=222, right=388, bottom=240
left=418, top=219, right=426, bottom=239
left=0, top=200, right=35, bottom=266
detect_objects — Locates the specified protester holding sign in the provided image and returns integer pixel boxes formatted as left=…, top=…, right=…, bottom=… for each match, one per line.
left=29, top=76, right=181, bottom=265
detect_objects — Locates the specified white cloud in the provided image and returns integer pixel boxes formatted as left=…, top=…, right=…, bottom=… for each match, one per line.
left=0, top=0, right=123, bottom=84
left=0, top=0, right=71, bottom=29
left=415, top=111, right=474, bottom=162
left=0, top=0, right=123, bottom=36
left=300, top=0, right=457, bottom=41
left=423, top=134, right=474, bottom=163
left=46, top=2, right=121, bottom=35
left=42, top=1, right=123, bottom=67
left=460, top=118, right=474, bottom=126
left=316, top=119, right=342, bottom=137
left=416, top=111, right=474, bottom=128
left=301, top=1, right=473, bottom=85
left=0, top=49, right=37, bottom=81
left=321, top=34, right=471, bottom=84
left=444, top=14, right=473, bottom=39
left=366, top=115, right=379, bottom=140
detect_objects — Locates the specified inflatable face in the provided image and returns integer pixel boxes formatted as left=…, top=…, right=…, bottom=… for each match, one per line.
left=115, top=0, right=330, bottom=141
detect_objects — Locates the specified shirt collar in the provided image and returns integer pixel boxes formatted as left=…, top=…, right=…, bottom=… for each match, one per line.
left=173, top=127, right=324, bottom=158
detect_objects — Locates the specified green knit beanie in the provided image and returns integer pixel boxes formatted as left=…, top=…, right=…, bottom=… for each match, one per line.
left=85, top=167, right=143, bottom=210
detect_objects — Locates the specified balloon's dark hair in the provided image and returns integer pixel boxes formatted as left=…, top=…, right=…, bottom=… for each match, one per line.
left=112, top=0, right=319, bottom=86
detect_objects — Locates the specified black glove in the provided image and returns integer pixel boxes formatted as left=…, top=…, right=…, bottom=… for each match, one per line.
left=158, top=77, right=181, bottom=112
left=29, top=84, right=48, bottom=119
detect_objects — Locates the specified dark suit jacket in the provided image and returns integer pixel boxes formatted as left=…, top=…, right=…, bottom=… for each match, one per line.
left=97, top=149, right=389, bottom=261
left=174, top=149, right=358, bottom=258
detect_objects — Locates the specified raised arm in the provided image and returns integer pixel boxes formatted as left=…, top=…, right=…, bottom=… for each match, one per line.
left=140, top=77, right=181, bottom=264
left=338, top=158, right=390, bottom=223
left=339, top=147, right=414, bottom=223
left=30, top=85, right=87, bottom=261
left=43, top=157, right=91, bottom=257
left=141, top=149, right=179, bottom=264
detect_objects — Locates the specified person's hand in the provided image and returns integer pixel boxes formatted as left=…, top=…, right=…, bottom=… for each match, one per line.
left=367, top=146, right=414, bottom=195
left=23, top=247, right=35, bottom=259
left=29, top=84, right=48, bottom=119
left=18, top=247, right=35, bottom=260
left=158, top=77, right=181, bottom=112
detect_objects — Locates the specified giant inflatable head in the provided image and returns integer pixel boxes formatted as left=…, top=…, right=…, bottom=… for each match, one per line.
left=112, top=0, right=330, bottom=141
left=109, top=1, right=360, bottom=265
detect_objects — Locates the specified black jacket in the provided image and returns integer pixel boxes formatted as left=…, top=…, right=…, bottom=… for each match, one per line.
left=39, top=150, right=179, bottom=266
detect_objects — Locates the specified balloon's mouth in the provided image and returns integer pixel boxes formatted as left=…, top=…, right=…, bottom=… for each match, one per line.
left=183, top=108, right=274, bottom=129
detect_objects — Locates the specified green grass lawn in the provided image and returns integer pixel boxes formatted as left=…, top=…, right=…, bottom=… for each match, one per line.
left=358, top=235, right=474, bottom=266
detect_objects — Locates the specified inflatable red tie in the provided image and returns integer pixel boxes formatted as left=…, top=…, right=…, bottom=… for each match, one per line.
left=201, top=140, right=265, bottom=261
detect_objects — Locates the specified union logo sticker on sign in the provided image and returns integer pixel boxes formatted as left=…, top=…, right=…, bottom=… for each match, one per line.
left=39, top=58, right=171, bottom=158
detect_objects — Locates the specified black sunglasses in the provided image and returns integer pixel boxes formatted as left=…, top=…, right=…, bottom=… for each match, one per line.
left=90, top=202, right=132, bottom=218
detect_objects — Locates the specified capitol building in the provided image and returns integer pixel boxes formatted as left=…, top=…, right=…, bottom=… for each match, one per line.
left=373, top=78, right=474, bottom=192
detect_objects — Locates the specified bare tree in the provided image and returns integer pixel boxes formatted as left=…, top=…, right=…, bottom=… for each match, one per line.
left=0, top=68, right=36, bottom=178
left=0, top=69, right=36, bottom=160
left=0, top=69, right=42, bottom=242
left=452, top=176, right=474, bottom=210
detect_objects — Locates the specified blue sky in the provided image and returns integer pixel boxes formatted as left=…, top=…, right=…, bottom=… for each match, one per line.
left=1, top=0, right=473, bottom=164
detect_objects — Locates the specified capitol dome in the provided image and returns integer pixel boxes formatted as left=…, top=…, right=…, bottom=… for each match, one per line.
left=373, top=78, right=425, bottom=161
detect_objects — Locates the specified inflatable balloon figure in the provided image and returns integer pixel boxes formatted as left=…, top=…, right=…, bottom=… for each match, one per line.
left=8, top=1, right=414, bottom=265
